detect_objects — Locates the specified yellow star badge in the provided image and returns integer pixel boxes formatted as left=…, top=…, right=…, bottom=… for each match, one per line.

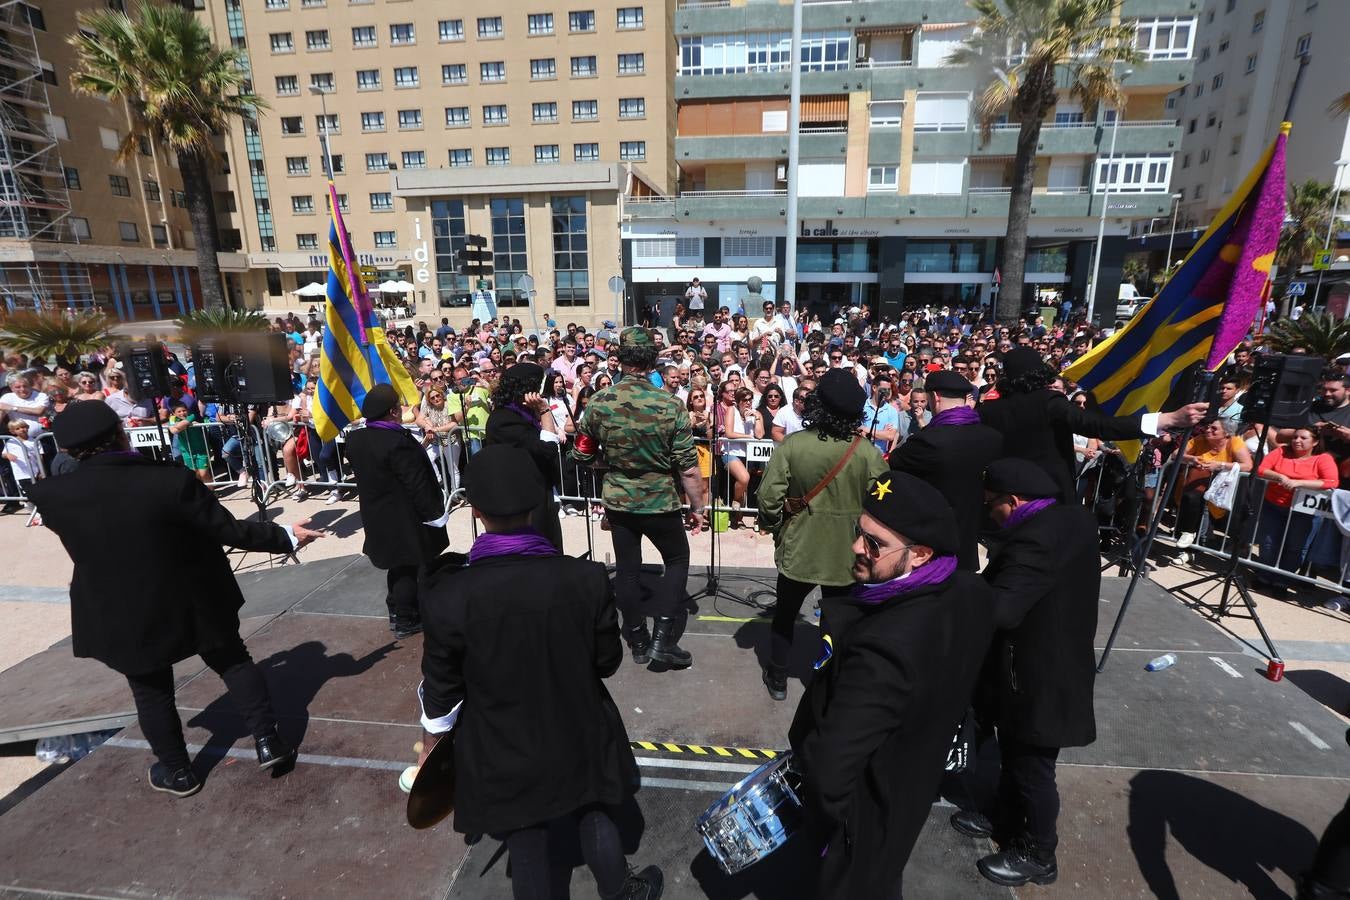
left=871, top=479, right=892, bottom=501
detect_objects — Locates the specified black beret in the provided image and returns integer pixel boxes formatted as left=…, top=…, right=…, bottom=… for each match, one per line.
left=501, top=362, right=546, bottom=390
left=816, top=369, right=865, bottom=415
left=1002, top=347, right=1048, bottom=380
left=52, top=400, right=121, bottom=449
left=984, top=458, right=1059, bottom=499
left=862, top=472, right=959, bottom=556
left=465, top=445, right=545, bottom=516
left=360, top=383, right=399, bottom=421
left=925, top=370, right=974, bottom=397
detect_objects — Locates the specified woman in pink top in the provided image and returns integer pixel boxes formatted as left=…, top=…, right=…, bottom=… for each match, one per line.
left=1254, top=426, right=1338, bottom=589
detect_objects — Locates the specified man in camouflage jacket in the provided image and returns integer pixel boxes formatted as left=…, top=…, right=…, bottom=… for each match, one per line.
left=574, top=327, right=708, bottom=671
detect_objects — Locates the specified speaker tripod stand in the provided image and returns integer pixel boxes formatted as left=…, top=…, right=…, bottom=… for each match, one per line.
left=686, top=445, right=764, bottom=611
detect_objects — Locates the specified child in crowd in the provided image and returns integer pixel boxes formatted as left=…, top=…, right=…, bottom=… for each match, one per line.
left=168, top=403, right=211, bottom=483
left=3, top=417, right=43, bottom=515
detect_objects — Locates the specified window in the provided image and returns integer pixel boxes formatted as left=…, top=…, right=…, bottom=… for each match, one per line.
left=109, top=175, right=131, bottom=196
left=868, top=166, right=898, bottom=192
left=799, top=31, right=850, bottom=71
left=389, top=23, right=414, bottom=45
left=617, top=7, right=643, bottom=29
left=1199, top=46, right=1210, bottom=62
left=535, top=144, right=560, bottom=164
left=1252, top=10, right=1264, bottom=33
left=276, top=74, right=299, bottom=95
left=292, top=195, right=315, bottom=214
left=482, top=61, right=506, bottom=82
left=266, top=0, right=288, bottom=9
left=99, top=126, right=119, bottom=151
left=316, top=113, right=339, bottom=134
left=478, top=16, right=503, bottom=39
left=270, top=32, right=294, bottom=53
left=449, top=148, right=473, bottom=167
left=1195, top=83, right=1204, bottom=98
left=286, top=156, right=309, bottom=175
left=1230, top=136, right=1241, bottom=156
left=393, top=66, right=419, bottom=87
left=1093, top=153, right=1174, bottom=193
left=143, top=179, right=161, bottom=202
left=869, top=101, right=903, bottom=127
left=70, top=217, right=91, bottom=240
left=297, top=233, right=318, bottom=250
left=401, top=150, right=426, bottom=169
left=532, top=101, right=558, bottom=123
left=374, top=230, right=396, bottom=248
left=1212, top=73, right=1224, bottom=90
left=329, top=154, right=344, bottom=174
left=1200, top=147, right=1212, bottom=163
left=492, top=197, right=528, bottom=306
left=1296, top=34, right=1311, bottom=56
left=632, top=237, right=702, bottom=266
left=568, top=10, right=595, bottom=32
left=619, top=140, right=645, bottom=161
left=365, top=152, right=389, bottom=172
left=1246, top=54, right=1258, bottom=73
left=43, top=113, right=65, bottom=141
left=64, top=167, right=80, bottom=190
left=398, top=109, right=422, bottom=129
left=617, top=53, right=644, bottom=74
left=249, top=159, right=265, bottom=177
left=678, top=32, right=793, bottom=76
left=909, top=159, right=965, bottom=195
left=361, top=111, right=385, bottom=132
left=1181, top=153, right=1190, bottom=169
left=574, top=142, right=599, bottom=162
left=352, top=26, right=376, bottom=48
left=913, top=92, right=969, bottom=132
left=618, top=97, right=645, bottom=119
left=1237, top=95, right=1249, bottom=116
left=171, top=190, right=186, bottom=208
left=1194, top=184, right=1205, bottom=200
left=1206, top=112, right=1216, bottom=127
left=370, top=191, right=393, bottom=211
left=1133, top=16, right=1196, bottom=60
left=1219, top=36, right=1230, bottom=53
left=118, top=221, right=139, bottom=242
left=486, top=147, right=510, bottom=166
left=551, top=195, right=588, bottom=307
left=722, top=236, right=773, bottom=265
left=305, top=29, right=329, bottom=51
left=528, top=13, right=553, bottom=35
left=20, top=4, right=45, bottom=29
left=571, top=55, right=597, bottom=77
left=445, top=106, right=470, bottom=127
left=324, top=193, right=348, bottom=213
left=439, top=19, right=464, bottom=41
left=530, top=58, right=555, bottom=80
left=37, top=60, right=55, bottom=85
left=483, top=104, right=508, bottom=125
left=310, top=72, right=334, bottom=91
left=1226, top=0, right=1236, bottom=10
left=442, top=64, right=467, bottom=85
left=357, top=68, right=381, bottom=90
left=572, top=99, right=598, bottom=121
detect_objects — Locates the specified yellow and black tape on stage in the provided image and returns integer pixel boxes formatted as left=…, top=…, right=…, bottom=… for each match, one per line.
left=629, top=740, right=780, bottom=760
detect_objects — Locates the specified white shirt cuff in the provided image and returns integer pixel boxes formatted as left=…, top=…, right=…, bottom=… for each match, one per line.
left=418, top=681, right=462, bottom=734
left=281, top=525, right=300, bottom=550
left=1140, top=412, right=1162, bottom=436
left=423, top=511, right=450, bottom=528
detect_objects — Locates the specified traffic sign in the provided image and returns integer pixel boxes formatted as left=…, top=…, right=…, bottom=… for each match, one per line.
left=608, top=275, right=626, bottom=294
left=1287, top=281, right=1307, bottom=296
left=457, top=235, right=493, bottom=278
left=1313, top=250, right=1334, bottom=271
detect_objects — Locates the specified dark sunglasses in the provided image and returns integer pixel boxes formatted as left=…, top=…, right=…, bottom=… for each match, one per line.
left=854, top=522, right=910, bottom=559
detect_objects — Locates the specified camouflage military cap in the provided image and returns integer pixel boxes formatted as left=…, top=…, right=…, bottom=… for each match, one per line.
left=619, top=327, right=655, bottom=347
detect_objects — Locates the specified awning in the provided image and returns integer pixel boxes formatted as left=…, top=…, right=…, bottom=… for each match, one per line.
left=858, top=26, right=916, bottom=36
left=922, top=22, right=972, bottom=32
left=800, top=96, right=847, bottom=123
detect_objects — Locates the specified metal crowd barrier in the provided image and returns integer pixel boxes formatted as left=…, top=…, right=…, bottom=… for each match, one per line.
left=0, top=434, right=41, bottom=505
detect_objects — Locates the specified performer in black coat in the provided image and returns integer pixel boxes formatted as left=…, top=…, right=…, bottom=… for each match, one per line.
left=889, top=370, right=1003, bottom=571
left=483, top=362, right=565, bottom=550
left=417, top=446, right=661, bottom=900
left=789, top=472, right=993, bottom=899
left=343, top=384, right=449, bottom=637
left=953, top=459, right=1102, bottom=888
left=29, top=402, right=324, bottom=798
left=978, top=348, right=1207, bottom=501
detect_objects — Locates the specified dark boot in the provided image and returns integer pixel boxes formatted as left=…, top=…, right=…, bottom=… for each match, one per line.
left=148, top=763, right=202, bottom=798
left=762, top=666, right=787, bottom=701
left=1297, top=874, right=1350, bottom=899
left=977, top=838, right=1058, bottom=887
left=950, top=809, right=993, bottom=838
left=624, top=624, right=652, bottom=665
left=649, top=617, right=692, bottom=669
left=607, top=865, right=663, bottom=900
left=255, top=729, right=297, bottom=770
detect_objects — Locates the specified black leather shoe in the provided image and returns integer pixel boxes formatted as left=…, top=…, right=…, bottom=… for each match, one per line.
left=1297, top=874, right=1350, bottom=899
left=613, top=864, right=663, bottom=900
left=762, top=668, right=787, bottom=701
left=977, top=841, right=1058, bottom=887
left=624, top=624, right=652, bottom=665
left=950, top=809, right=993, bottom=838
left=649, top=617, right=692, bottom=669
left=148, top=763, right=201, bottom=798
left=393, top=618, right=423, bottom=639
left=255, top=730, right=297, bottom=770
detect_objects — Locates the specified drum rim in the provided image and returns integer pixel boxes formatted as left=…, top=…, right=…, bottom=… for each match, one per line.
left=695, top=752, right=791, bottom=828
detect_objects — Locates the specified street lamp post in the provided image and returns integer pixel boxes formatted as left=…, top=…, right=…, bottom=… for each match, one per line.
left=1085, top=70, right=1132, bottom=327
left=1164, top=190, right=1183, bottom=275
left=309, top=86, right=336, bottom=181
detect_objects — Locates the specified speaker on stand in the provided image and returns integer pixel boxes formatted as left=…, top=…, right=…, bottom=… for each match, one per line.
left=118, top=341, right=173, bottom=451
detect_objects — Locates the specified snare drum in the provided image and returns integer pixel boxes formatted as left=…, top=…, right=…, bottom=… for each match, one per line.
left=696, top=752, right=803, bottom=875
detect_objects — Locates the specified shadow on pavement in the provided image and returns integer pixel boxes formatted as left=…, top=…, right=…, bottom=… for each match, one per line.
left=1286, top=669, right=1350, bottom=719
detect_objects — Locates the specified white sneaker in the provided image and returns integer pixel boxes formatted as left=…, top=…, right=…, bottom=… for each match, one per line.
left=236, top=470, right=249, bottom=488
left=325, top=489, right=341, bottom=505
left=1176, top=532, right=1196, bottom=550
left=283, top=473, right=297, bottom=488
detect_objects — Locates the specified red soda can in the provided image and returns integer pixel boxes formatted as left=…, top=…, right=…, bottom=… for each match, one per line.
left=1266, top=658, right=1285, bottom=682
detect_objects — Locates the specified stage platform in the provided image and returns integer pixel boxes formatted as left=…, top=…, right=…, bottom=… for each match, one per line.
left=0, top=556, right=1347, bottom=899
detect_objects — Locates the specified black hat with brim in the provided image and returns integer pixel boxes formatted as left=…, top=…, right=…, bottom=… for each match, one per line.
left=465, top=445, right=545, bottom=516
left=984, top=458, right=1060, bottom=499
left=862, top=472, right=959, bottom=556
left=52, top=400, right=121, bottom=449
left=817, top=369, right=865, bottom=415
left=361, top=383, right=399, bottom=420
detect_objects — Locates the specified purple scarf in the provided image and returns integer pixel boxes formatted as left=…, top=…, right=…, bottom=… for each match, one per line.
left=850, top=555, right=958, bottom=604
left=505, top=403, right=542, bottom=429
left=467, top=527, right=559, bottom=564
left=365, top=418, right=404, bottom=431
left=1003, top=497, right=1057, bottom=530
left=928, top=405, right=980, bottom=428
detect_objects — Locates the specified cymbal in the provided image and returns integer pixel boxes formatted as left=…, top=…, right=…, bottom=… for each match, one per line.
left=406, top=730, right=456, bottom=830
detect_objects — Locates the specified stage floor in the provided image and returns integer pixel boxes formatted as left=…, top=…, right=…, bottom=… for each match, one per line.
left=0, top=557, right=1346, bottom=898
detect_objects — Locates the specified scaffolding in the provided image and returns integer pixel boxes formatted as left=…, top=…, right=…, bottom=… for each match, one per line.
left=0, top=0, right=93, bottom=312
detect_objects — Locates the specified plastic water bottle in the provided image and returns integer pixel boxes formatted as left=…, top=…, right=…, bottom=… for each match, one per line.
left=1145, top=653, right=1177, bottom=672
left=35, top=730, right=116, bottom=764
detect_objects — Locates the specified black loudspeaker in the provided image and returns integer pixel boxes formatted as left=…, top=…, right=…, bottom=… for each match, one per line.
left=228, top=332, right=294, bottom=404
left=1243, top=354, right=1325, bottom=428
left=120, top=341, right=171, bottom=402
left=191, top=338, right=231, bottom=404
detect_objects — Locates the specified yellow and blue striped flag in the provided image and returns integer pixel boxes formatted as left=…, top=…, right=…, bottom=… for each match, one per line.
left=313, top=182, right=419, bottom=441
left=1064, top=124, right=1289, bottom=461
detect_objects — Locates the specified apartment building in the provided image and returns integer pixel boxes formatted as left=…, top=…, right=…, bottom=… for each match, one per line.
left=621, top=0, right=1194, bottom=322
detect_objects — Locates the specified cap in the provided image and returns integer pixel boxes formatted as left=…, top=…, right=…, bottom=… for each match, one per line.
left=816, top=369, right=865, bottom=415
left=602, top=320, right=617, bottom=329
left=465, top=445, right=545, bottom=516
left=51, top=400, right=120, bottom=449
left=984, top=458, right=1059, bottom=499
left=360, top=383, right=399, bottom=420
left=925, top=370, right=975, bottom=398
left=1002, top=347, right=1047, bottom=380
left=619, top=327, right=656, bottom=348
left=501, top=361, right=546, bottom=393
left=862, top=473, right=958, bottom=556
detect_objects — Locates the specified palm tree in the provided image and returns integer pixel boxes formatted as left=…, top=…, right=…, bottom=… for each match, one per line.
left=1265, top=312, right=1350, bottom=360
left=0, top=309, right=122, bottom=367
left=950, top=0, right=1140, bottom=324
left=1121, top=256, right=1149, bottom=291
left=175, top=307, right=269, bottom=342
left=1277, top=180, right=1334, bottom=271
left=69, top=3, right=265, bottom=312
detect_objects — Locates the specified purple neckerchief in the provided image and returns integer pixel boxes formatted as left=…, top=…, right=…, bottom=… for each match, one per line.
left=928, top=405, right=980, bottom=428
left=505, top=403, right=542, bottom=429
left=1003, top=497, right=1057, bottom=530
left=365, top=419, right=404, bottom=431
left=467, top=527, right=559, bottom=564
left=850, top=555, right=958, bottom=604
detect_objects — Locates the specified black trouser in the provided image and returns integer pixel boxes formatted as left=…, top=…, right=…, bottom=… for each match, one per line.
left=1177, top=485, right=1208, bottom=535
left=769, top=574, right=849, bottom=673
left=993, top=735, right=1061, bottom=857
left=1309, top=792, right=1350, bottom=891
left=125, top=639, right=275, bottom=772
left=608, top=509, right=689, bottom=633
left=386, top=564, right=422, bottom=623
left=501, top=804, right=627, bottom=900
